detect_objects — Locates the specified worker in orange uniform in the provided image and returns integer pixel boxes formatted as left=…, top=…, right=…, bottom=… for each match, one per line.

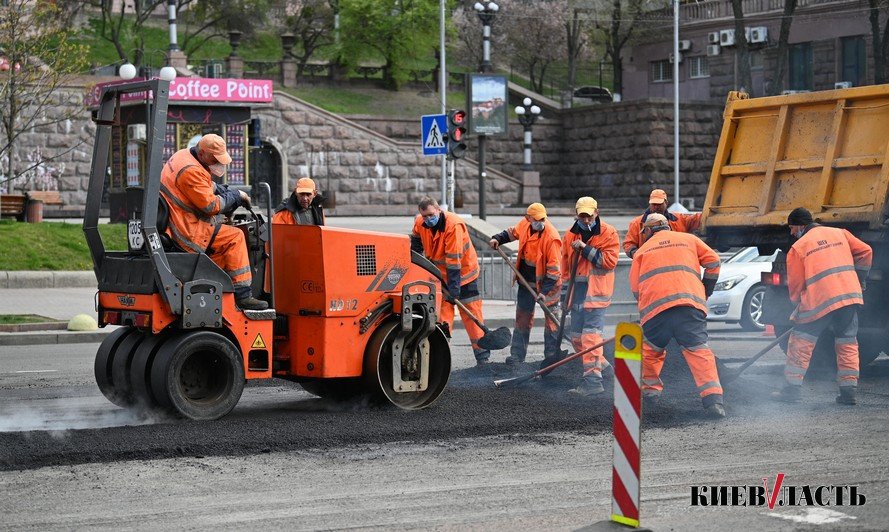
left=410, top=196, right=490, bottom=365
left=624, top=189, right=702, bottom=259
left=629, top=213, right=725, bottom=418
left=562, top=197, right=620, bottom=396
left=272, top=177, right=325, bottom=226
left=489, top=203, right=562, bottom=365
left=773, top=207, right=872, bottom=405
left=160, top=134, right=268, bottom=311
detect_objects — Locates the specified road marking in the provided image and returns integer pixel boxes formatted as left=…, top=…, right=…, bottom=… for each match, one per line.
left=769, top=508, right=857, bottom=525
left=14, top=370, right=58, bottom=374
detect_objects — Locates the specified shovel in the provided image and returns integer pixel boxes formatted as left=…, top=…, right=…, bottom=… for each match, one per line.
left=428, top=267, right=511, bottom=351
left=494, top=246, right=560, bottom=326
left=494, top=335, right=615, bottom=388
left=720, top=328, right=793, bottom=384
left=543, top=250, right=583, bottom=368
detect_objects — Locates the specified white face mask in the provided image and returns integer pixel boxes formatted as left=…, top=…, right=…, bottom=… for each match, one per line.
left=531, top=220, right=545, bottom=232
left=209, top=163, right=227, bottom=177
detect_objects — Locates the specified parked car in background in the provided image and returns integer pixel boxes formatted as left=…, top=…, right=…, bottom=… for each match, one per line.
left=707, top=247, right=778, bottom=331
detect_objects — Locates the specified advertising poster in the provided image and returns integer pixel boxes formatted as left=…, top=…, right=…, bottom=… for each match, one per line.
left=468, top=74, right=508, bottom=136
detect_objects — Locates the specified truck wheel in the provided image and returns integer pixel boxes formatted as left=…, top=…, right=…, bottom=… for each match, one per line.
left=129, top=333, right=173, bottom=410
left=740, top=285, right=766, bottom=331
left=109, top=330, right=148, bottom=407
left=150, top=331, right=245, bottom=421
left=300, top=378, right=363, bottom=401
left=363, top=319, right=451, bottom=410
left=94, top=327, right=137, bottom=408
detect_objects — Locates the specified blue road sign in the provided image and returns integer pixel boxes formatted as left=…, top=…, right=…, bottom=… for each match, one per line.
left=421, top=114, right=448, bottom=156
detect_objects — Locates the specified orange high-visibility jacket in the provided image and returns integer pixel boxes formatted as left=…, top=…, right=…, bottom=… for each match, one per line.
left=624, top=210, right=702, bottom=257
left=160, top=148, right=240, bottom=253
left=562, top=220, right=620, bottom=309
left=412, top=212, right=480, bottom=290
left=787, top=225, right=872, bottom=324
left=502, top=218, right=562, bottom=304
left=629, top=230, right=720, bottom=325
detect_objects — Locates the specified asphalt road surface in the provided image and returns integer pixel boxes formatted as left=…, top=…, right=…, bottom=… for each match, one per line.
left=1, top=330, right=888, bottom=530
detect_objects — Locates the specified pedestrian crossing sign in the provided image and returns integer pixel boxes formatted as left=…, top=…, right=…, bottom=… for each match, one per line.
left=421, top=114, right=448, bottom=156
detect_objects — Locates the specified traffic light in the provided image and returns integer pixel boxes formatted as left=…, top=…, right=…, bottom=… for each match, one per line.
left=447, top=109, right=468, bottom=160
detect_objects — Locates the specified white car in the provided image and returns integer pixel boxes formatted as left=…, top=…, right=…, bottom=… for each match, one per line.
left=706, top=247, right=778, bottom=331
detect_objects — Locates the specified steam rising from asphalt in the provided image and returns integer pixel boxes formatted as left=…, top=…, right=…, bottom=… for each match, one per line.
left=0, top=401, right=167, bottom=433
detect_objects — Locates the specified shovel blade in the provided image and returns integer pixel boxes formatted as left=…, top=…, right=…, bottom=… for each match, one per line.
left=493, top=372, right=536, bottom=388
left=477, top=326, right=512, bottom=351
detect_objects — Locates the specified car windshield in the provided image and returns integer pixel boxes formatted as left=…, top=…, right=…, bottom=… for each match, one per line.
left=725, top=247, right=778, bottom=264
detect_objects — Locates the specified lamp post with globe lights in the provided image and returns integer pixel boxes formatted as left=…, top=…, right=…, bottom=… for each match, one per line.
left=515, top=98, right=541, bottom=171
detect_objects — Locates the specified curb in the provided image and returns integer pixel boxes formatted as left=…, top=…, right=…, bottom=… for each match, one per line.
left=0, top=271, right=96, bottom=289
left=0, top=330, right=110, bottom=346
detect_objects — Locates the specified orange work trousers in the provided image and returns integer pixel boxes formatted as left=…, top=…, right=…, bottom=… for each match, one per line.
left=440, top=280, right=487, bottom=360
left=207, top=225, right=253, bottom=298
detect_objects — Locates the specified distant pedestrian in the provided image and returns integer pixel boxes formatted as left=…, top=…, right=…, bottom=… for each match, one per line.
left=562, top=197, right=620, bottom=396
left=410, top=197, right=491, bottom=365
left=623, top=188, right=702, bottom=259
left=629, top=213, right=725, bottom=418
left=773, top=207, right=872, bottom=405
left=489, top=203, right=562, bottom=365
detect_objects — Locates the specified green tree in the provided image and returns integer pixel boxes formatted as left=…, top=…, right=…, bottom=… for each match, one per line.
left=179, top=0, right=272, bottom=58
left=868, top=0, right=889, bottom=84
left=0, top=0, right=88, bottom=197
left=338, top=0, right=442, bottom=90
left=87, top=0, right=168, bottom=67
left=278, top=0, right=337, bottom=75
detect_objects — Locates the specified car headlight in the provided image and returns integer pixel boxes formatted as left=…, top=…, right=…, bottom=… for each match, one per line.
left=714, top=275, right=746, bottom=291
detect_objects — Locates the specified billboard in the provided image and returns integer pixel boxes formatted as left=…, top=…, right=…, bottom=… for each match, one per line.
left=467, top=74, right=508, bottom=136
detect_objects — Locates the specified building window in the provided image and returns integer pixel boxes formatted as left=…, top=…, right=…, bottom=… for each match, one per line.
left=650, top=60, right=672, bottom=83
left=750, top=51, right=764, bottom=71
left=789, top=42, right=813, bottom=90
left=688, top=56, right=709, bottom=78
left=841, top=36, right=866, bottom=86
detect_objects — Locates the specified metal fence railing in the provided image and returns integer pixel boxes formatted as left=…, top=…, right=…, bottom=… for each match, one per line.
left=476, top=249, right=517, bottom=301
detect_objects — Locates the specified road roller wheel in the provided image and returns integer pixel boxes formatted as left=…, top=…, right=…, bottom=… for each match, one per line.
left=110, top=329, right=148, bottom=407
left=150, top=331, right=245, bottom=421
left=129, top=333, right=174, bottom=410
left=363, top=319, right=451, bottom=410
left=94, top=327, right=137, bottom=408
left=300, top=378, right=364, bottom=401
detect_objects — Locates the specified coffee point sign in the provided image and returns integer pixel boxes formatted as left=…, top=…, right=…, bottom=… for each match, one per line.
left=85, top=78, right=274, bottom=107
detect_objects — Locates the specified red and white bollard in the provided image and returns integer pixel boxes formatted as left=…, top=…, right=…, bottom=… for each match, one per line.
left=611, top=322, right=643, bottom=528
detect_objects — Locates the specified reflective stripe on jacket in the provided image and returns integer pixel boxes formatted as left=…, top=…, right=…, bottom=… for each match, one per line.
left=160, top=148, right=232, bottom=253
left=787, top=225, right=872, bottom=324
left=629, top=230, right=720, bottom=325
left=411, top=212, right=480, bottom=288
left=623, top=210, right=702, bottom=257
left=562, top=219, right=619, bottom=309
left=503, top=218, right=562, bottom=304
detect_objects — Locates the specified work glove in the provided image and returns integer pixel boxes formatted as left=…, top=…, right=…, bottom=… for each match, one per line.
left=239, top=190, right=252, bottom=209
left=571, top=240, right=586, bottom=251
left=858, top=270, right=868, bottom=292
left=488, top=238, right=499, bottom=249
left=560, top=285, right=569, bottom=306
left=626, top=248, right=636, bottom=259
left=702, top=277, right=717, bottom=299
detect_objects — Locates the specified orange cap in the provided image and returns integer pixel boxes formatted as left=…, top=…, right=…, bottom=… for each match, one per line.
left=648, top=189, right=667, bottom=204
left=526, top=202, right=547, bottom=221
left=295, top=177, right=316, bottom=194
left=197, top=134, right=232, bottom=165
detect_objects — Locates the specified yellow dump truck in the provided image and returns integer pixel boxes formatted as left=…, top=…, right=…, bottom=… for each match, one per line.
left=701, top=85, right=889, bottom=366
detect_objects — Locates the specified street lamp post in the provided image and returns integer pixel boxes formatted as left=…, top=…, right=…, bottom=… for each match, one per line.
left=515, top=98, right=541, bottom=171
left=473, top=1, right=498, bottom=220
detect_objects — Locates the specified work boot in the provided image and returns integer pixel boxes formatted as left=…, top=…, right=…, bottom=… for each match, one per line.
left=474, top=350, right=491, bottom=367
left=770, top=384, right=801, bottom=403
left=505, top=355, right=525, bottom=366
left=237, top=296, right=269, bottom=311
left=568, top=375, right=605, bottom=397
left=836, top=386, right=858, bottom=405
left=702, top=393, right=726, bottom=419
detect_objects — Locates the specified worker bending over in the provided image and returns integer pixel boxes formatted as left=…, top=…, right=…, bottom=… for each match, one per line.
left=160, top=134, right=268, bottom=311
left=624, top=188, right=702, bottom=259
left=629, top=213, right=725, bottom=418
left=489, top=203, right=562, bottom=365
left=411, top=196, right=491, bottom=365
left=562, top=196, right=620, bottom=396
left=774, top=207, right=872, bottom=405
left=272, top=177, right=325, bottom=226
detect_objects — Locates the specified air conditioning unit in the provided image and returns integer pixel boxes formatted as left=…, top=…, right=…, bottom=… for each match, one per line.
left=720, top=29, right=735, bottom=47
left=707, top=44, right=721, bottom=57
left=708, top=31, right=720, bottom=44
left=669, top=52, right=682, bottom=64
left=678, top=40, right=692, bottom=51
left=127, top=124, right=147, bottom=142
left=781, top=90, right=810, bottom=95
left=835, top=81, right=853, bottom=89
left=749, top=26, right=768, bottom=44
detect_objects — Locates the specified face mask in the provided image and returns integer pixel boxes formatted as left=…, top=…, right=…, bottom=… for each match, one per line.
left=423, top=214, right=440, bottom=227
left=209, top=163, right=227, bottom=177
left=793, top=228, right=804, bottom=239
left=531, top=220, right=545, bottom=232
